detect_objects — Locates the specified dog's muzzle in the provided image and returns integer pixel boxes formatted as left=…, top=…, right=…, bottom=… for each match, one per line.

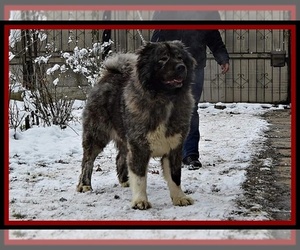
left=163, top=64, right=187, bottom=88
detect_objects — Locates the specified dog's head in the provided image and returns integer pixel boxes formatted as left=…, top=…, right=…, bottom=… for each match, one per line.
left=136, top=41, right=196, bottom=92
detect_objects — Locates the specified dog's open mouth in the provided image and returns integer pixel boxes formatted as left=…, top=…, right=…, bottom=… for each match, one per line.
left=163, top=78, right=184, bottom=88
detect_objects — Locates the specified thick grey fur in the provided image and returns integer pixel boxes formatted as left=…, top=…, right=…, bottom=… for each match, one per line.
left=77, top=41, right=196, bottom=210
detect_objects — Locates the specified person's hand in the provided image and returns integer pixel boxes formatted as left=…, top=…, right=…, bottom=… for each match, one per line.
left=220, top=63, right=230, bottom=74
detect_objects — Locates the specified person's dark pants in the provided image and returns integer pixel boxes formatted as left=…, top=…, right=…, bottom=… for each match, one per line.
left=183, top=67, right=204, bottom=161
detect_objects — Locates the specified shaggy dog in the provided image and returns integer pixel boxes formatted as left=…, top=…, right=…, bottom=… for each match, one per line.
left=77, top=41, right=196, bottom=210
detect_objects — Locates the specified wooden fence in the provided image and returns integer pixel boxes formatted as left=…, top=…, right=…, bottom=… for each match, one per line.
left=9, top=10, right=291, bottom=103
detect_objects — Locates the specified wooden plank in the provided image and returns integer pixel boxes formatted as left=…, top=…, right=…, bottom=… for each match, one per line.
left=248, top=59, right=257, bottom=102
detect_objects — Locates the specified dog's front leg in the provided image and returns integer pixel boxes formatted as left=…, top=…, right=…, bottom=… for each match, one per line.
left=162, top=149, right=194, bottom=206
left=127, top=143, right=151, bottom=210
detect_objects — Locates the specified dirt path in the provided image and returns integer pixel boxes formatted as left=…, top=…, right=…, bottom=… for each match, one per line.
left=237, top=108, right=291, bottom=220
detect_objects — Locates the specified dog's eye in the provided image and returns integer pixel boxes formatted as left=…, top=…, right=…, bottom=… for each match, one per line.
left=177, top=55, right=183, bottom=60
left=159, top=56, right=169, bottom=62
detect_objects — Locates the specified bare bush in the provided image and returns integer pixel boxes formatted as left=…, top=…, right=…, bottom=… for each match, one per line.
left=9, top=28, right=112, bottom=131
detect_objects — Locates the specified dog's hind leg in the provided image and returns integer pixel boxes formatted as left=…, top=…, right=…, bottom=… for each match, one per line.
left=127, top=143, right=152, bottom=210
left=162, top=149, right=194, bottom=206
left=115, top=140, right=129, bottom=187
left=77, top=134, right=109, bottom=193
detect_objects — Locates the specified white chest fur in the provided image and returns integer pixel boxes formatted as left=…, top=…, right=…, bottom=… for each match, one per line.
left=146, top=124, right=182, bottom=157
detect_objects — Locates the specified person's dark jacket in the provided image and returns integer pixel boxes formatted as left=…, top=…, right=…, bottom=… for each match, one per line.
left=150, top=11, right=230, bottom=69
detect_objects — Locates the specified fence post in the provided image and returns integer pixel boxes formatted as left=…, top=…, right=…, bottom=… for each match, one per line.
left=102, top=10, right=112, bottom=60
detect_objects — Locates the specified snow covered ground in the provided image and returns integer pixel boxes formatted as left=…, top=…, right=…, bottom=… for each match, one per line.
left=8, top=101, right=291, bottom=241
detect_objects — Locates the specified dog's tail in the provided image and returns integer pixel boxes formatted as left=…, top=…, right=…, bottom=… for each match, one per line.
left=103, top=53, right=137, bottom=76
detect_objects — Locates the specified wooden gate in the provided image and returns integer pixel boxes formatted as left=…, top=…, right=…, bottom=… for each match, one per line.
left=204, top=28, right=290, bottom=103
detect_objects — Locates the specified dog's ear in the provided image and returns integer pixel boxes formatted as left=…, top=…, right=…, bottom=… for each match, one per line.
left=180, top=45, right=197, bottom=84
left=136, top=42, right=159, bottom=89
left=185, top=49, right=197, bottom=70
left=136, top=42, right=157, bottom=56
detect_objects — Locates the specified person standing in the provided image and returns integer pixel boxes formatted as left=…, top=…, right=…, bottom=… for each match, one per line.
left=151, top=11, right=230, bottom=170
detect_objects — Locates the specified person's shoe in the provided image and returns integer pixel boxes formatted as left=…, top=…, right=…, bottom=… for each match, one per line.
left=182, top=156, right=202, bottom=170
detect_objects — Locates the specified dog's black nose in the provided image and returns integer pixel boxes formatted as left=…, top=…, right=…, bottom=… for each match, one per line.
left=175, top=64, right=186, bottom=73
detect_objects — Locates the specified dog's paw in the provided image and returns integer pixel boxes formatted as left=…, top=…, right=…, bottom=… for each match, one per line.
left=131, top=200, right=152, bottom=210
left=120, top=181, right=130, bottom=188
left=172, top=196, right=194, bottom=206
left=77, top=185, right=93, bottom=193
